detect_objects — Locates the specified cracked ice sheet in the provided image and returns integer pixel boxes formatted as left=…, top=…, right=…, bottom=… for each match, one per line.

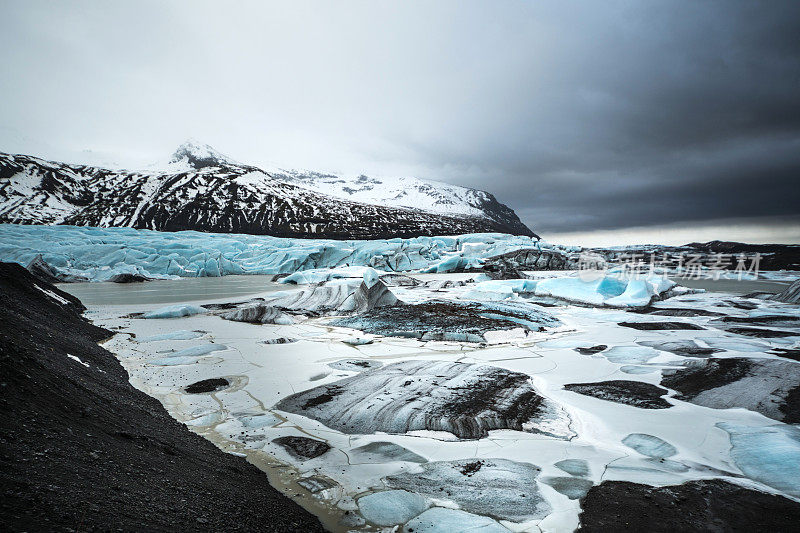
left=82, top=274, right=800, bottom=532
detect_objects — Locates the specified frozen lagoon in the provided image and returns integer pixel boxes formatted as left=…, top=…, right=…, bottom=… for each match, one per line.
left=61, top=267, right=800, bottom=532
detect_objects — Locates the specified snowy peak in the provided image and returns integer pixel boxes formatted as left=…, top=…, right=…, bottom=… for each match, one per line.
left=272, top=169, right=531, bottom=235
left=168, top=140, right=237, bottom=170
left=0, top=147, right=536, bottom=239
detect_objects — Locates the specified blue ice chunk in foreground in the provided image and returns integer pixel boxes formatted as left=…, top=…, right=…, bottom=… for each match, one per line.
left=357, top=490, right=428, bottom=526
left=717, top=422, right=800, bottom=497
left=622, top=433, right=678, bottom=458
left=143, top=304, right=206, bottom=319
left=170, top=343, right=227, bottom=358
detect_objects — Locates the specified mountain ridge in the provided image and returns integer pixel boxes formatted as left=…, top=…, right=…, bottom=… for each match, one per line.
left=0, top=144, right=536, bottom=239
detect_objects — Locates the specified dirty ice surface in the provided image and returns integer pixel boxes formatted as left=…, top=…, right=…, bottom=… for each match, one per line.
left=71, top=266, right=800, bottom=532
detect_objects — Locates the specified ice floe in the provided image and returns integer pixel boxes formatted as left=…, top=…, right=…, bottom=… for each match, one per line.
left=275, top=360, right=573, bottom=440
left=402, top=507, right=510, bottom=533
left=622, top=433, right=678, bottom=458
left=716, top=422, right=800, bottom=497
left=385, top=458, right=551, bottom=521
left=143, top=304, right=206, bottom=319
left=663, top=358, right=800, bottom=423
left=357, top=490, right=428, bottom=526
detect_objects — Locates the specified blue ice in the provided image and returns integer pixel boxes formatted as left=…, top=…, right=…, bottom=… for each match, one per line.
left=143, top=304, right=206, bottom=319
left=717, top=422, right=800, bottom=497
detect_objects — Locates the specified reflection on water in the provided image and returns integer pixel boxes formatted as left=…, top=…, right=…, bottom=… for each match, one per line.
left=57, top=275, right=288, bottom=306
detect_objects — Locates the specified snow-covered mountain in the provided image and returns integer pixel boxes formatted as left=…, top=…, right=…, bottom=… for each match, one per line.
left=0, top=141, right=536, bottom=239
left=273, top=169, right=526, bottom=231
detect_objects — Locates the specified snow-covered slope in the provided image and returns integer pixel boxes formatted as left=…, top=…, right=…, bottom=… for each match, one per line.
left=273, top=169, right=528, bottom=233
left=0, top=142, right=535, bottom=239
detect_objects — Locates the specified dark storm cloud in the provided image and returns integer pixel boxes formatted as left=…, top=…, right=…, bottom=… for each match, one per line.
left=0, top=1, right=798, bottom=236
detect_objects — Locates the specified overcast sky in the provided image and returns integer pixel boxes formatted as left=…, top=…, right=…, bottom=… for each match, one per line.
left=1, top=0, right=798, bottom=244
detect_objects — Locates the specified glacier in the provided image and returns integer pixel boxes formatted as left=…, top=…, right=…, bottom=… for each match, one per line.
left=0, top=224, right=559, bottom=282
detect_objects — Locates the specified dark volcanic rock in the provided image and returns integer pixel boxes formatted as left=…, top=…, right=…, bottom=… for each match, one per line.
left=618, top=321, right=705, bottom=331
left=770, top=348, right=800, bottom=362
left=722, top=326, right=798, bottom=338
left=272, top=436, right=331, bottom=460
left=574, top=345, right=607, bottom=355
left=0, top=263, right=323, bottom=532
left=184, top=378, right=230, bottom=394
left=564, top=380, right=672, bottom=409
left=330, top=300, right=559, bottom=342
left=274, top=360, right=572, bottom=440
left=578, top=479, right=800, bottom=532
left=629, top=307, right=724, bottom=317
left=661, top=357, right=800, bottom=423
left=716, top=314, right=800, bottom=328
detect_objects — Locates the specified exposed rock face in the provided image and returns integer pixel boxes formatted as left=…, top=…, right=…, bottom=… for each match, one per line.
left=771, top=278, right=800, bottom=303
left=661, top=358, right=800, bottom=423
left=274, top=360, right=573, bottom=440
left=578, top=479, right=800, bottom=532
left=385, top=458, right=551, bottom=521
left=272, top=436, right=331, bottom=460
left=0, top=262, right=324, bottom=531
left=563, top=380, right=672, bottom=409
left=221, top=303, right=294, bottom=324
left=331, top=300, right=560, bottom=342
left=0, top=149, right=535, bottom=239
